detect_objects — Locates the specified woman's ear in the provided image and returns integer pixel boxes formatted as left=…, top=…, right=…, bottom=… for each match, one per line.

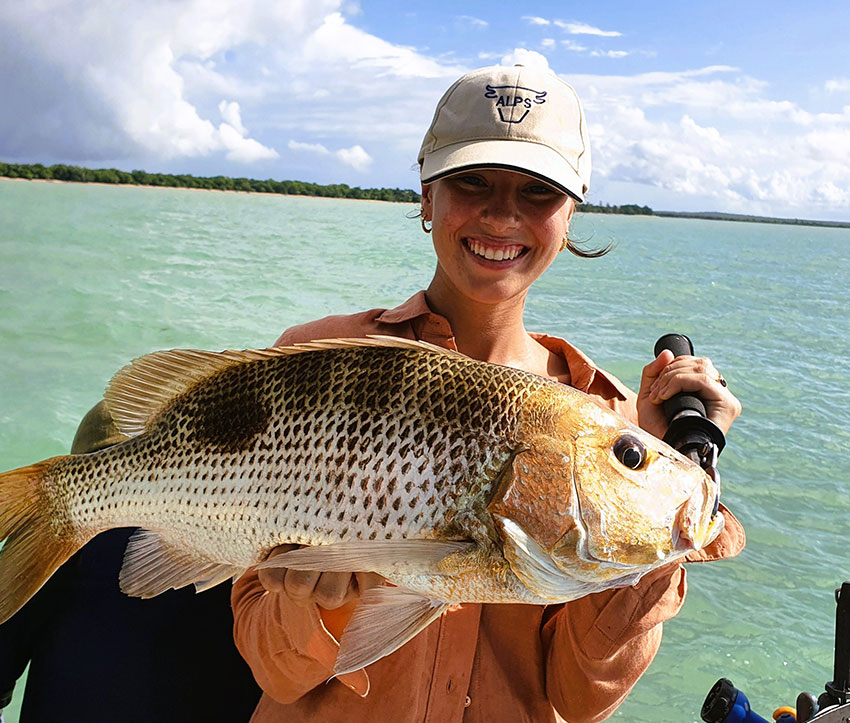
left=420, top=183, right=433, bottom=220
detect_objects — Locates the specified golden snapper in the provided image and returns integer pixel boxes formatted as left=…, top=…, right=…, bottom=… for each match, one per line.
left=0, top=337, right=723, bottom=674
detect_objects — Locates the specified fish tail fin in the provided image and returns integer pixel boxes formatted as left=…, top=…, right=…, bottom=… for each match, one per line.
left=0, top=458, right=82, bottom=623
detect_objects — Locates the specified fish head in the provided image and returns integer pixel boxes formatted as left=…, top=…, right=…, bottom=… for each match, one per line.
left=557, top=403, right=723, bottom=576
left=490, top=389, right=723, bottom=599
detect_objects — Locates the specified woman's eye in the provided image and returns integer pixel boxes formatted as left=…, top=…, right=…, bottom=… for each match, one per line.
left=613, top=435, right=647, bottom=470
left=455, top=174, right=486, bottom=188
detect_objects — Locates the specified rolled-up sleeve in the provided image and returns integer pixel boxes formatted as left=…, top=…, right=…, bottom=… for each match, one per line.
left=541, top=563, right=686, bottom=722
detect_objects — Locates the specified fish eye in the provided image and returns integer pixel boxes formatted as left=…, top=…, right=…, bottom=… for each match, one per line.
left=613, top=435, right=647, bottom=470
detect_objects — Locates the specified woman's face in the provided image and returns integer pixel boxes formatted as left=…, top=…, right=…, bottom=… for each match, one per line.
left=422, top=169, right=575, bottom=307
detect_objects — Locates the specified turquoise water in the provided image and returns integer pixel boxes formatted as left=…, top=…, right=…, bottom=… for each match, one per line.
left=1, top=178, right=849, bottom=721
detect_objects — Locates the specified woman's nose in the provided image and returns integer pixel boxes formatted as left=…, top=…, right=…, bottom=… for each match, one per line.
left=480, top=188, right=520, bottom=230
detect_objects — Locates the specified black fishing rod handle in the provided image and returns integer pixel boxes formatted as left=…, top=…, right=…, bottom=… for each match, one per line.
left=653, top=333, right=708, bottom=423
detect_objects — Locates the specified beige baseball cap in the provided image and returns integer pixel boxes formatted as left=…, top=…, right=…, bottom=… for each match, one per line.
left=418, top=64, right=591, bottom=201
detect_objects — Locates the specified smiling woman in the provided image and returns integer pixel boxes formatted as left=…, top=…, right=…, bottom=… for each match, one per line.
left=229, top=63, right=745, bottom=723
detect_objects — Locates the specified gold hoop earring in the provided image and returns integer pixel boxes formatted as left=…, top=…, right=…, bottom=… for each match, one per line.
left=421, top=216, right=432, bottom=234
left=559, top=235, right=568, bottom=253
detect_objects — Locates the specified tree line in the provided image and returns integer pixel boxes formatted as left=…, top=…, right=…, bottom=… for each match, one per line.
left=0, top=162, right=420, bottom=203
left=1, top=162, right=663, bottom=215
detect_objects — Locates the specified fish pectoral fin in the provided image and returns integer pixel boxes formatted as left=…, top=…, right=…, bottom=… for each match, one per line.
left=334, top=586, right=449, bottom=676
left=120, top=530, right=242, bottom=598
left=257, top=539, right=475, bottom=574
left=495, top=515, right=597, bottom=603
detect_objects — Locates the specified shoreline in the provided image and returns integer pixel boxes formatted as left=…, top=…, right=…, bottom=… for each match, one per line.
left=3, top=176, right=849, bottom=227
left=0, top=176, right=412, bottom=205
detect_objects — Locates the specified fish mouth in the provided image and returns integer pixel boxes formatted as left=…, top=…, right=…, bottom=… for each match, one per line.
left=463, top=237, right=530, bottom=265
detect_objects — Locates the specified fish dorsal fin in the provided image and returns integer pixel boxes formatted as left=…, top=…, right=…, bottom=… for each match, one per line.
left=104, top=336, right=462, bottom=439
left=104, top=348, right=289, bottom=438
left=289, top=335, right=465, bottom=360
left=119, top=529, right=243, bottom=598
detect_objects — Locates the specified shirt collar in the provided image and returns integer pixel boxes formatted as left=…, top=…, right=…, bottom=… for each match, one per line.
left=376, top=292, right=629, bottom=401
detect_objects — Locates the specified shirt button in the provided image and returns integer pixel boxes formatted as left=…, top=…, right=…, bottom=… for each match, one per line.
left=464, top=696, right=472, bottom=708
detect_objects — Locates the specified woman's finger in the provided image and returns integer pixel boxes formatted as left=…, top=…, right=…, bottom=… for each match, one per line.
left=283, top=569, right=322, bottom=606
left=257, top=544, right=300, bottom=593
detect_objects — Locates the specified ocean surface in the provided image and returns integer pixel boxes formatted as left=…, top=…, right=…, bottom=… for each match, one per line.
left=1, top=178, right=848, bottom=722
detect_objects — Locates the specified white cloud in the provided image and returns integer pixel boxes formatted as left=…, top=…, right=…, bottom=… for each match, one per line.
left=591, top=50, right=629, bottom=59
left=500, top=49, right=550, bottom=71
left=336, top=145, right=372, bottom=170
left=541, top=38, right=556, bottom=49
left=569, top=65, right=850, bottom=213
left=562, top=39, right=588, bottom=52
left=555, top=21, right=622, bottom=37
left=289, top=140, right=331, bottom=154
left=523, top=16, right=550, bottom=26
left=458, top=15, right=488, bottom=28
left=825, top=78, right=850, bottom=93
left=289, top=139, right=373, bottom=171
left=218, top=100, right=247, bottom=136
left=0, top=1, right=334, bottom=162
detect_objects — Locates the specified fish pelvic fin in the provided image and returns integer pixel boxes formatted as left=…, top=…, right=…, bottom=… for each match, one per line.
left=120, top=529, right=244, bottom=598
left=0, top=458, right=83, bottom=623
left=334, top=586, right=449, bottom=676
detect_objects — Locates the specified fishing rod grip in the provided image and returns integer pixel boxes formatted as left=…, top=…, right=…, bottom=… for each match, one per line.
left=653, top=333, right=726, bottom=454
left=654, top=333, right=707, bottom=423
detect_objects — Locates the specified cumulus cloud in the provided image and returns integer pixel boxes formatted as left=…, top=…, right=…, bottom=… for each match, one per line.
left=288, top=139, right=373, bottom=171
left=569, top=66, right=850, bottom=213
left=0, top=1, right=467, bottom=177
left=500, top=49, right=551, bottom=71
left=0, top=1, right=335, bottom=162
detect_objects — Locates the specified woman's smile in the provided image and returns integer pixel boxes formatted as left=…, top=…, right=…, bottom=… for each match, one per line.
left=463, top=236, right=530, bottom=266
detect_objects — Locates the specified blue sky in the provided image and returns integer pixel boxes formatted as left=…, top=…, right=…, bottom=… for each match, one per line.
left=2, top=1, right=849, bottom=219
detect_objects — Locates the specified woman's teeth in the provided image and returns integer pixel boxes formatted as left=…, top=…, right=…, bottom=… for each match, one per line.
left=467, top=240, right=524, bottom=261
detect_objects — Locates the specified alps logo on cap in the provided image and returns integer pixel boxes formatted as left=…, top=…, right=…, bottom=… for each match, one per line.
left=484, top=84, right=547, bottom=123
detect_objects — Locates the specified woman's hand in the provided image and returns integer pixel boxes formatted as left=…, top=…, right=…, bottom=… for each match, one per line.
left=637, top=350, right=742, bottom=441
left=257, top=545, right=384, bottom=609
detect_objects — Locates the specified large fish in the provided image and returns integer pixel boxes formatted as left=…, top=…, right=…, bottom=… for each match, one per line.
left=0, top=337, right=723, bottom=674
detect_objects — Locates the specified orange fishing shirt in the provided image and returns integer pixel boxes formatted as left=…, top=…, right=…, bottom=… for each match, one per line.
left=231, top=291, right=745, bottom=723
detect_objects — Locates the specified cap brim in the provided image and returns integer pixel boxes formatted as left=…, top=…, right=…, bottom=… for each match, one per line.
left=420, top=139, right=586, bottom=202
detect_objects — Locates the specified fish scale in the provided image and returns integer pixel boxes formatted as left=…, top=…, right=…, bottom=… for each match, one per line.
left=0, top=336, right=723, bottom=675
left=50, top=345, right=531, bottom=566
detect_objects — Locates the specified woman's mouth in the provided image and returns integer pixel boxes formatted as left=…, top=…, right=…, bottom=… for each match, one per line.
left=464, top=238, right=528, bottom=264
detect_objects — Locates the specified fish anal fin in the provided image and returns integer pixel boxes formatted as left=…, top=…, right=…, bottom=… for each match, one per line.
left=257, top=539, right=474, bottom=575
left=119, top=529, right=240, bottom=598
left=334, top=586, right=448, bottom=676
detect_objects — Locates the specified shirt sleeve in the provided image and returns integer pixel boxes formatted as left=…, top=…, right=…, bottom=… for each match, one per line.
left=541, top=563, right=686, bottom=723
left=231, top=567, right=369, bottom=703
